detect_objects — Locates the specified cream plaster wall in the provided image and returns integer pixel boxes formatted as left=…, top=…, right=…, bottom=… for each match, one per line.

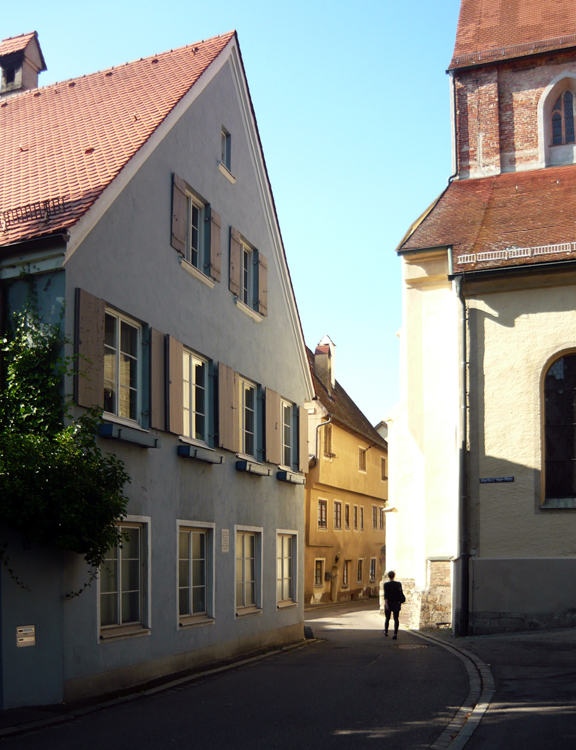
left=468, top=282, right=576, bottom=559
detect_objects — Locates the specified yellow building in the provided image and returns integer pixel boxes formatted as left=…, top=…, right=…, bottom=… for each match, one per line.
left=388, top=0, right=576, bottom=634
left=305, top=337, right=388, bottom=604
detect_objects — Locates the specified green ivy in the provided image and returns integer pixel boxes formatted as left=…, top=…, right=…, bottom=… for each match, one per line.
left=0, top=286, right=131, bottom=588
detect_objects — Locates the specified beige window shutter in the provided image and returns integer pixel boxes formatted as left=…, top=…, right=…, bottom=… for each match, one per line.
left=150, top=328, right=166, bottom=431
left=265, top=388, right=281, bottom=465
left=218, top=362, right=239, bottom=452
left=75, top=288, right=105, bottom=408
left=229, top=227, right=242, bottom=296
left=209, top=208, right=222, bottom=282
left=257, top=253, right=268, bottom=316
left=298, top=405, right=309, bottom=473
left=167, top=335, right=184, bottom=435
left=171, top=173, right=187, bottom=254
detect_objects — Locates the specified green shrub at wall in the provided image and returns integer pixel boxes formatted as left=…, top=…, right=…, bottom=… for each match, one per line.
left=0, top=298, right=131, bottom=578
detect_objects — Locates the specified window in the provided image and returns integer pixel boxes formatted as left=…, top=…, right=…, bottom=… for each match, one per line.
left=318, top=499, right=327, bottom=529
left=372, top=506, right=378, bottom=530
left=360, top=507, right=364, bottom=531
left=353, top=505, right=358, bottom=530
left=241, top=243, right=255, bottom=308
left=185, top=193, right=206, bottom=270
left=323, top=424, right=332, bottom=458
left=381, top=457, right=387, bottom=481
left=552, top=91, right=575, bottom=145
left=334, top=501, right=342, bottom=529
left=281, top=400, right=293, bottom=467
left=344, top=504, right=350, bottom=529
left=342, top=560, right=350, bottom=588
left=178, top=526, right=213, bottom=623
left=104, top=311, right=140, bottom=422
left=239, top=377, right=257, bottom=457
left=359, top=447, right=367, bottom=472
left=544, top=354, right=576, bottom=502
left=229, top=229, right=267, bottom=317
left=236, top=530, right=260, bottom=611
left=370, top=558, right=377, bottom=582
left=314, top=559, right=324, bottom=587
left=221, top=127, right=231, bottom=170
left=357, top=559, right=363, bottom=583
left=100, top=521, right=149, bottom=635
left=183, top=350, right=209, bottom=442
left=277, top=534, right=295, bottom=604
left=379, top=507, right=385, bottom=530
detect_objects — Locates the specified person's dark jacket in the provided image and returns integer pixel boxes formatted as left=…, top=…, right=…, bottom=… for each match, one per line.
left=384, top=580, right=404, bottom=602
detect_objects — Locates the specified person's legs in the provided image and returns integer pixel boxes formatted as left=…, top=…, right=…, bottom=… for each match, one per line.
left=384, top=607, right=391, bottom=635
left=392, top=605, right=400, bottom=638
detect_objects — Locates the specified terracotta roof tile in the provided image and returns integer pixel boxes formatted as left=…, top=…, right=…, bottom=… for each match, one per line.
left=306, top=348, right=387, bottom=449
left=399, top=165, right=576, bottom=273
left=0, top=32, right=37, bottom=58
left=450, top=0, right=576, bottom=69
left=0, top=32, right=235, bottom=248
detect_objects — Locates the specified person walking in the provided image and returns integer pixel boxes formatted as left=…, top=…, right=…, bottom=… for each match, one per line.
left=384, top=570, right=405, bottom=639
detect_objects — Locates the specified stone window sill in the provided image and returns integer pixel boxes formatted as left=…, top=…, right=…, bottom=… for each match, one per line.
left=179, top=615, right=215, bottom=629
left=541, top=498, right=576, bottom=509
left=234, top=297, right=262, bottom=322
left=100, top=625, right=151, bottom=643
left=218, top=161, right=237, bottom=184
left=179, top=257, right=215, bottom=288
left=236, top=606, right=261, bottom=618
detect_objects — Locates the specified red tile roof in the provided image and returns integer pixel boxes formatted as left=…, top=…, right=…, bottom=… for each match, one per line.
left=307, top=348, right=387, bottom=450
left=0, top=32, right=235, bottom=248
left=399, top=165, right=576, bottom=273
left=0, top=31, right=38, bottom=58
left=450, top=0, right=576, bottom=69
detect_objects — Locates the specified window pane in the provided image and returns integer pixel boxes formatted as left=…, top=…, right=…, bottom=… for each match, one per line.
left=179, top=560, right=190, bottom=587
left=192, top=587, right=206, bottom=613
left=245, top=582, right=255, bottom=606
left=236, top=581, right=244, bottom=603
left=100, top=560, right=117, bottom=593
left=121, top=321, right=138, bottom=358
left=192, top=560, right=205, bottom=586
left=100, top=593, right=118, bottom=626
left=121, top=591, right=140, bottom=623
left=179, top=588, right=190, bottom=616
left=247, top=534, right=255, bottom=557
left=123, top=528, right=140, bottom=559
left=122, top=559, right=140, bottom=592
left=553, top=111, right=563, bottom=144
left=192, top=531, right=205, bottom=559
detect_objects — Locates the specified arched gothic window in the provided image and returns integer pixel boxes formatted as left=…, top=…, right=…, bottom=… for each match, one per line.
left=544, top=354, right=576, bottom=499
left=551, top=91, right=575, bottom=145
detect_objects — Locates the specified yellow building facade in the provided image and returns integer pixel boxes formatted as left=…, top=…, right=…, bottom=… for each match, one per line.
left=304, top=337, right=388, bottom=604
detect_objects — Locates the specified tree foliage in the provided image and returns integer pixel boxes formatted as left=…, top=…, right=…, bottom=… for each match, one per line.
left=0, top=290, right=131, bottom=581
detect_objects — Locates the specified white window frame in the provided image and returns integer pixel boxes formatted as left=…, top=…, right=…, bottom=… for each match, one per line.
left=104, top=310, right=142, bottom=425
left=176, top=520, right=215, bottom=627
left=182, top=349, right=210, bottom=444
left=234, top=526, right=263, bottom=615
left=314, top=558, right=325, bottom=587
left=372, top=505, right=378, bottom=530
left=357, top=558, right=364, bottom=583
left=239, top=377, right=258, bottom=459
left=379, top=507, right=385, bottom=530
left=221, top=127, right=231, bottom=170
left=280, top=399, right=294, bottom=469
left=334, top=500, right=342, bottom=530
left=241, top=242, right=256, bottom=309
left=370, top=557, right=377, bottom=583
left=98, top=515, right=151, bottom=642
left=277, top=530, right=298, bottom=607
left=184, top=192, right=206, bottom=271
left=318, top=499, right=328, bottom=529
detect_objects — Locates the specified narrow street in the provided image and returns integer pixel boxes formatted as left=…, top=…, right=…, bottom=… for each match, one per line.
left=0, top=601, right=469, bottom=750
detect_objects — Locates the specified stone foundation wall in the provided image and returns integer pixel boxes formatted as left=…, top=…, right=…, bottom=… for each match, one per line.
left=382, top=561, right=452, bottom=630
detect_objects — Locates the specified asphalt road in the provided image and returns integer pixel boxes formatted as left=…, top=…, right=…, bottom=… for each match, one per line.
left=2, top=601, right=469, bottom=750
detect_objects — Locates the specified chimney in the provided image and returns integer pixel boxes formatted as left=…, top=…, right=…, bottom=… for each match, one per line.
left=314, top=335, right=336, bottom=394
left=0, top=31, right=47, bottom=98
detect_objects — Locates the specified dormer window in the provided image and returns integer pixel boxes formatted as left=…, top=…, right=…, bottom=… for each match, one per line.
left=551, top=91, right=575, bottom=145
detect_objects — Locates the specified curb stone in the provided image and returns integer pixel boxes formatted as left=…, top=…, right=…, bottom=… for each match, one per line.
left=408, top=630, right=495, bottom=750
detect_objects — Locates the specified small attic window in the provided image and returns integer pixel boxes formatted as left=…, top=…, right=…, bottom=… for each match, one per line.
left=4, top=66, right=16, bottom=85
left=552, top=91, right=575, bottom=145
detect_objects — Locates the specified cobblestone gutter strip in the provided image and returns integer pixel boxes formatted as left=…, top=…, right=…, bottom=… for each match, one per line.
left=409, top=630, right=495, bottom=750
left=0, top=640, right=318, bottom=740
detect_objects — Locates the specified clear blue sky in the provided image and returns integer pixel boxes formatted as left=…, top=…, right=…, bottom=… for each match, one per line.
left=3, top=0, right=462, bottom=424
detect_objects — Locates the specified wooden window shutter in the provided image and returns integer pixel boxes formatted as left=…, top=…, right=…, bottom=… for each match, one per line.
left=298, top=406, right=309, bottom=473
left=208, top=207, right=222, bottom=282
left=150, top=328, right=166, bottom=431
left=229, top=227, right=242, bottom=296
left=257, top=253, right=268, bottom=316
left=218, top=362, right=239, bottom=452
left=265, top=388, right=281, bottom=465
left=75, top=288, right=105, bottom=408
left=167, top=335, right=184, bottom=435
left=171, top=173, right=187, bottom=254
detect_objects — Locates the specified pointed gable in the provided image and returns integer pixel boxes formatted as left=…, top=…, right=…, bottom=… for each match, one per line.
left=0, top=32, right=235, bottom=247
left=450, top=0, right=576, bottom=69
